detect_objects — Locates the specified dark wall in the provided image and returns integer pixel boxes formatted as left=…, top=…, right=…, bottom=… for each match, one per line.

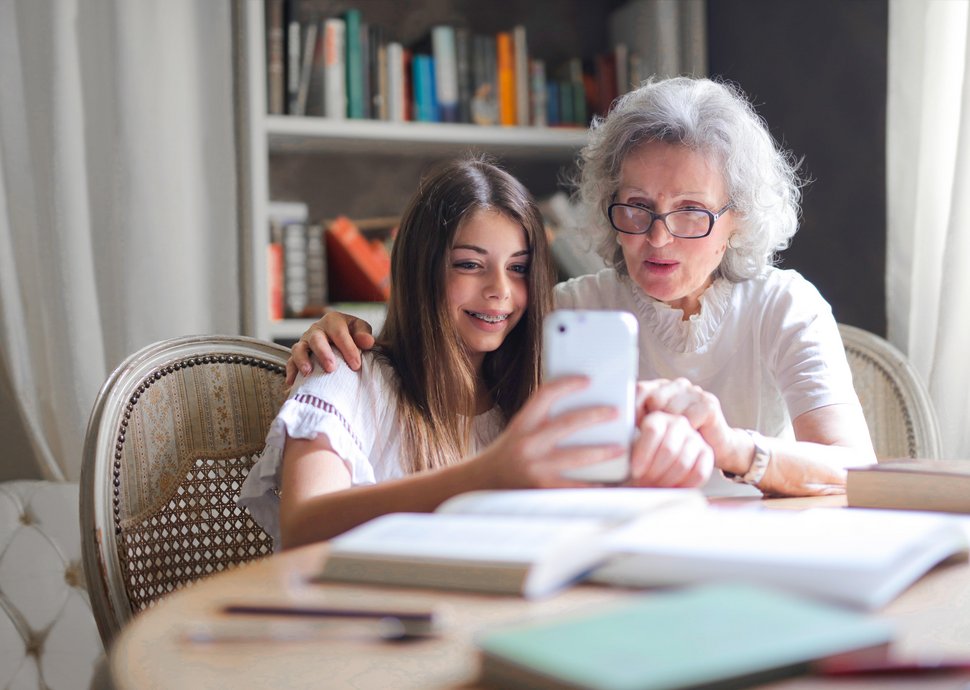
left=707, top=0, right=887, bottom=335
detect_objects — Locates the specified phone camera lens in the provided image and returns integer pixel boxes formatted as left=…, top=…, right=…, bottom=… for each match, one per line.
left=558, top=325, right=566, bottom=333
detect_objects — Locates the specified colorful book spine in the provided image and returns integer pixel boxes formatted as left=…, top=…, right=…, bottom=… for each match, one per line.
left=344, top=9, right=364, bottom=118
left=285, top=0, right=301, bottom=114
left=325, top=216, right=391, bottom=302
left=323, top=18, right=347, bottom=119
left=530, top=59, right=547, bottom=127
left=294, top=19, right=318, bottom=116
left=513, top=25, right=530, bottom=126
left=411, top=54, right=438, bottom=122
left=431, top=26, right=459, bottom=123
left=283, top=222, right=308, bottom=317
left=455, top=27, right=472, bottom=123
left=496, top=32, right=516, bottom=126
left=386, top=41, right=406, bottom=121
left=264, top=0, right=285, bottom=115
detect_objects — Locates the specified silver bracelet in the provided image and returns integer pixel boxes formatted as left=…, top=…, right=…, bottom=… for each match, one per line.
left=729, top=430, right=771, bottom=487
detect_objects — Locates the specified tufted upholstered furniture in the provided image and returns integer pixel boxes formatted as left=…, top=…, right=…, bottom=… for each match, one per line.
left=0, top=480, right=102, bottom=690
left=80, top=335, right=289, bottom=648
left=839, top=323, right=942, bottom=460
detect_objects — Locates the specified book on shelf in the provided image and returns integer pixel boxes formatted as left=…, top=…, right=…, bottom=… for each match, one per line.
left=512, top=25, right=529, bottom=126
left=591, top=504, right=969, bottom=610
left=305, top=223, right=327, bottom=313
left=322, top=17, right=346, bottom=120
left=454, top=27, right=472, bottom=123
left=368, top=24, right=385, bottom=120
left=529, top=59, right=547, bottom=128
left=471, top=33, right=498, bottom=126
left=847, top=459, right=970, bottom=513
left=385, top=41, right=406, bottom=122
left=315, top=488, right=705, bottom=599
left=285, top=0, right=301, bottom=115
left=344, top=9, right=364, bottom=119
left=325, top=215, right=391, bottom=302
left=267, top=201, right=309, bottom=320
left=304, top=17, right=325, bottom=117
left=476, top=584, right=894, bottom=690
left=266, top=226, right=284, bottom=321
left=411, top=54, right=438, bottom=122
left=293, top=18, right=317, bottom=116
left=430, top=26, right=459, bottom=123
left=496, top=31, right=516, bottom=126
left=264, top=0, right=285, bottom=115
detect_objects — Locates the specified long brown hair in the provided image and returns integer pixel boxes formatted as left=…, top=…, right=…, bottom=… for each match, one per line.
left=376, top=157, right=555, bottom=473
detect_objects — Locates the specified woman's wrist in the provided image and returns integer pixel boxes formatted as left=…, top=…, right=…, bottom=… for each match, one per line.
left=719, top=427, right=757, bottom=476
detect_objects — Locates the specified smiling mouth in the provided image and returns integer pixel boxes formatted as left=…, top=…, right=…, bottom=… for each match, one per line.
left=465, top=311, right=510, bottom=323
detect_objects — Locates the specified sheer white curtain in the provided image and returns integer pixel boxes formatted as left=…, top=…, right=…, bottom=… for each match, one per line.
left=0, top=0, right=239, bottom=481
left=887, top=0, right=970, bottom=458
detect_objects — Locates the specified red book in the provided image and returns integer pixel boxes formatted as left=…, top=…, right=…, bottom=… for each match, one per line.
left=326, top=216, right=391, bottom=302
left=496, top=32, right=516, bottom=126
left=266, top=241, right=284, bottom=320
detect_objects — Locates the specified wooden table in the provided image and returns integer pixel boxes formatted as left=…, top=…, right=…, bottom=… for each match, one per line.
left=110, top=497, right=970, bottom=690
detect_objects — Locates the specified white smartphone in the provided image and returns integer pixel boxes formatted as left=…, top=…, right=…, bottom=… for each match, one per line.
left=542, top=309, right=639, bottom=483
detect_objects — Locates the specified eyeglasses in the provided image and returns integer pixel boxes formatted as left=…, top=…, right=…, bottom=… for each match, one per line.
left=607, top=201, right=734, bottom=239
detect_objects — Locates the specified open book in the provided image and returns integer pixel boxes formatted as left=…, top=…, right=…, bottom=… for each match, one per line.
left=592, top=506, right=969, bottom=610
left=315, top=488, right=705, bottom=599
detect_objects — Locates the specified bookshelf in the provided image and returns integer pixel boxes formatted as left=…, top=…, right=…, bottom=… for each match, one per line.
left=234, top=0, right=642, bottom=344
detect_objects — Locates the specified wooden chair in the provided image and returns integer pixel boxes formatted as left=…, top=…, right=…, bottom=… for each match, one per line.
left=839, top=323, right=942, bottom=460
left=80, top=335, right=289, bottom=647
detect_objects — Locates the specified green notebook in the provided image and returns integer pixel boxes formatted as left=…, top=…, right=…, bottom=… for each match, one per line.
left=477, top=584, right=893, bottom=690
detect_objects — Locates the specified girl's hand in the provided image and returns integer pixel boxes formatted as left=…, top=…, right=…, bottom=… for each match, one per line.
left=286, top=312, right=376, bottom=384
left=470, top=376, right=627, bottom=489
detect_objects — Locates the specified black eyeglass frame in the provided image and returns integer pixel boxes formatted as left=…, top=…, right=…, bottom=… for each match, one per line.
left=607, top=201, right=735, bottom=239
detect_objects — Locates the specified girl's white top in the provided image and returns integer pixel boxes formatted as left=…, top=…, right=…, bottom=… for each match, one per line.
left=238, top=353, right=505, bottom=550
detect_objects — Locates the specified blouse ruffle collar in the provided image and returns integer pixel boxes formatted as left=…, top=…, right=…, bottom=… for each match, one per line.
left=626, top=274, right=735, bottom=354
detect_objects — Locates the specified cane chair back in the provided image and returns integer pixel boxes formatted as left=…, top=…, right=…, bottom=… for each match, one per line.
left=839, top=323, right=942, bottom=460
left=80, top=335, right=289, bottom=647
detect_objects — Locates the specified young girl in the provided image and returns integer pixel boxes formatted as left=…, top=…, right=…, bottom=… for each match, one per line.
left=239, top=157, right=711, bottom=550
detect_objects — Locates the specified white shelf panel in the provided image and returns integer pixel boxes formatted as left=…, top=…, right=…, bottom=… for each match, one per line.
left=266, top=116, right=588, bottom=159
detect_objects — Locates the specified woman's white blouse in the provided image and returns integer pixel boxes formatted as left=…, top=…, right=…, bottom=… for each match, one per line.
left=238, top=353, right=505, bottom=550
left=555, top=267, right=861, bottom=497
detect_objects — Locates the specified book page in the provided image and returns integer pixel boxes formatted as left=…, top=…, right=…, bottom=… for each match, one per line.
left=328, top=513, right=605, bottom=563
left=434, top=488, right=705, bottom=523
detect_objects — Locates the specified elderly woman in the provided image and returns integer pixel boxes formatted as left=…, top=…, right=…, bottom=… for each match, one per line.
left=290, top=76, right=875, bottom=497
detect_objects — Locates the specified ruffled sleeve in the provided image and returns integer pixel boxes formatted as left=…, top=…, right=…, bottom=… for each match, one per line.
left=237, top=354, right=393, bottom=550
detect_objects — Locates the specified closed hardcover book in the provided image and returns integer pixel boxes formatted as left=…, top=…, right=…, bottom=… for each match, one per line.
left=477, top=584, right=893, bottom=690
left=454, top=27, right=472, bottom=123
left=323, top=18, right=346, bottom=120
left=282, top=222, right=308, bottom=317
left=316, top=488, right=705, bottom=599
left=343, top=9, right=364, bottom=118
left=496, top=31, right=516, bottom=126
left=293, top=19, right=318, bottom=116
left=385, top=42, right=406, bottom=121
left=325, top=216, right=391, bottom=302
left=471, top=34, right=497, bottom=126
left=847, top=460, right=970, bottom=513
left=431, top=25, right=459, bottom=122
left=264, top=0, right=285, bottom=115
left=411, top=54, right=438, bottom=122
left=266, top=230, right=284, bottom=321
left=512, top=25, right=529, bottom=126
left=305, top=223, right=327, bottom=313
left=285, top=1, right=301, bottom=114
left=305, top=18, right=325, bottom=117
